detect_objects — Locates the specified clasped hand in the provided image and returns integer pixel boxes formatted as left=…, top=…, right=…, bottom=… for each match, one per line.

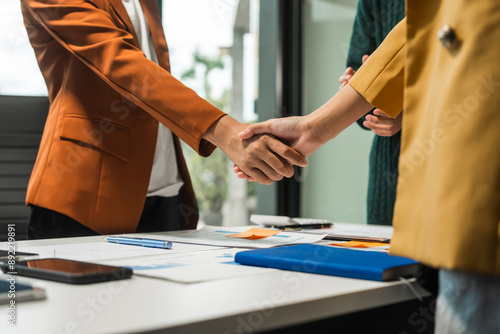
left=233, top=116, right=325, bottom=182
left=203, top=116, right=308, bottom=185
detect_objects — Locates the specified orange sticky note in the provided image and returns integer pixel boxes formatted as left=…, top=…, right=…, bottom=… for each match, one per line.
left=329, top=241, right=389, bottom=248
left=226, top=228, right=281, bottom=239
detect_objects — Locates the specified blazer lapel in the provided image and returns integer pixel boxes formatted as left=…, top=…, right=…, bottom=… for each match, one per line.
left=139, top=0, right=171, bottom=72
left=108, top=0, right=141, bottom=46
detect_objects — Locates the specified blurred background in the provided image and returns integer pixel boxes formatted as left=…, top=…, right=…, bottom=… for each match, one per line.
left=0, top=0, right=373, bottom=240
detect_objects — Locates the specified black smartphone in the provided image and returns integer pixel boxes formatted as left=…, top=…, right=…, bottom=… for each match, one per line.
left=0, top=258, right=133, bottom=284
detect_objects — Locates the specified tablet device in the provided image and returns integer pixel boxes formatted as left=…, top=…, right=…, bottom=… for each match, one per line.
left=0, top=279, right=46, bottom=304
left=1, top=258, right=133, bottom=284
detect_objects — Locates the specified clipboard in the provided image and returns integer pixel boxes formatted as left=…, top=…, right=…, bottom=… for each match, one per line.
left=298, top=222, right=393, bottom=243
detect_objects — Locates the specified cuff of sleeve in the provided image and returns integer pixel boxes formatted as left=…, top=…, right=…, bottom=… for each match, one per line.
left=348, top=18, right=406, bottom=119
left=196, top=113, right=227, bottom=157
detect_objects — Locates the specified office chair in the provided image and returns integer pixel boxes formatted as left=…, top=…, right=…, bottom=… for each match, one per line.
left=0, top=95, right=49, bottom=241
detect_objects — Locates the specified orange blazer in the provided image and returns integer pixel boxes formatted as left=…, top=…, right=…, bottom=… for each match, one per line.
left=21, top=0, right=226, bottom=233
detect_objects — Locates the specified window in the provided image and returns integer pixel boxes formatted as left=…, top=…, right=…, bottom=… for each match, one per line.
left=163, top=0, right=260, bottom=226
left=0, top=2, right=47, bottom=96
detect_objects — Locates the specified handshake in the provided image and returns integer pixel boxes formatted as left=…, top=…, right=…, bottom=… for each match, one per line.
left=203, top=113, right=320, bottom=185
left=205, top=83, right=375, bottom=184
left=232, top=115, right=322, bottom=183
left=213, top=59, right=403, bottom=184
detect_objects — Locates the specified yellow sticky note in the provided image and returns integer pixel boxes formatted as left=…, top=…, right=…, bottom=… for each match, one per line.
left=226, top=228, right=280, bottom=239
left=329, top=241, right=389, bottom=248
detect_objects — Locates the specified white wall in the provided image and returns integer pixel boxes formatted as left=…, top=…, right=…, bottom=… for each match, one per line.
left=301, top=0, right=374, bottom=224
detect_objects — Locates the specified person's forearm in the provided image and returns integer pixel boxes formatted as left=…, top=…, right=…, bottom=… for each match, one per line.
left=232, top=85, right=373, bottom=181
left=236, top=84, right=374, bottom=159
left=305, top=84, right=373, bottom=146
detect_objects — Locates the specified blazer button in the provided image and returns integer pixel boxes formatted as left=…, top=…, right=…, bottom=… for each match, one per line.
left=438, top=24, right=459, bottom=52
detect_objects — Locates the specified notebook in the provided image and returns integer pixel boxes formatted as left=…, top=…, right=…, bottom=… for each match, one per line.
left=234, top=244, right=418, bottom=281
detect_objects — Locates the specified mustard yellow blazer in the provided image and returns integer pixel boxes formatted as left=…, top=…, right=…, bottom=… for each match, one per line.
left=350, top=0, right=500, bottom=275
left=21, top=0, right=226, bottom=233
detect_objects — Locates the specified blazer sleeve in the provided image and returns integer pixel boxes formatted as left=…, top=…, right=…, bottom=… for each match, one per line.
left=349, top=18, right=406, bottom=118
left=21, top=0, right=225, bottom=156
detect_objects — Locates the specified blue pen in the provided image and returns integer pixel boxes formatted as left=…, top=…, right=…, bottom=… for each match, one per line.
left=105, top=236, right=173, bottom=249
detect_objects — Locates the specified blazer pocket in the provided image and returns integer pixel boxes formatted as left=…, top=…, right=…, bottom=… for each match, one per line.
left=59, top=115, right=129, bottom=162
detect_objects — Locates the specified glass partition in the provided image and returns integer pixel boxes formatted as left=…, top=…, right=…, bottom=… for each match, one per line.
left=301, top=0, right=373, bottom=224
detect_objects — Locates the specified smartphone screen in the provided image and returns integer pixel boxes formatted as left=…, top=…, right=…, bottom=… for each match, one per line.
left=1, top=258, right=133, bottom=284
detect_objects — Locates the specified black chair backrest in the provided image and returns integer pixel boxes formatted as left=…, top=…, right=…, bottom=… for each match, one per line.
left=0, top=95, right=49, bottom=240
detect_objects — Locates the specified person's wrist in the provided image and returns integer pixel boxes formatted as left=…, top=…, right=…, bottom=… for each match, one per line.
left=304, top=112, right=334, bottom=147
left=203, top=115, right=241, bottom=152
left=308, top=84, right=373, bottom=145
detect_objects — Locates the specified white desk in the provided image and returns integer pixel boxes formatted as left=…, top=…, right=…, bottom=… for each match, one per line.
left=1, top=234, right=430, bottom=334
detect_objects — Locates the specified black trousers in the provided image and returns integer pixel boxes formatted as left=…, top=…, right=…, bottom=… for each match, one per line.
left=27, top=196, right=183, bottom=239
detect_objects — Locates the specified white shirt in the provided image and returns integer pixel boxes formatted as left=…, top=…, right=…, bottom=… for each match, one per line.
left=122, top=0, right=183, bottom=197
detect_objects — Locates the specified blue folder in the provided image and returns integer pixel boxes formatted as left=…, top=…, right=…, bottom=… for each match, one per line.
left=234, top=244, right=418, bottom=281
